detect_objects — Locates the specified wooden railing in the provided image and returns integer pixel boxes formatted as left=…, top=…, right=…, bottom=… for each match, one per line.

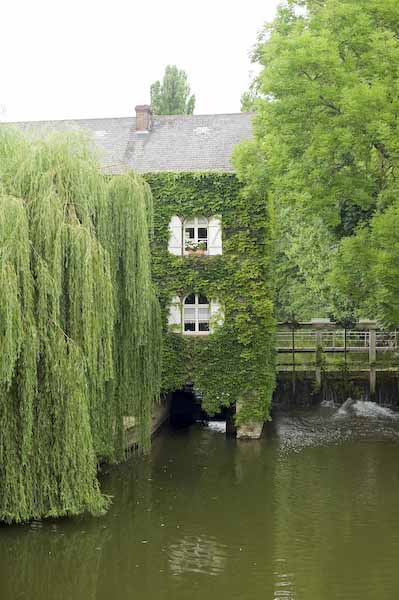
left=276, top=320, right=399, bottom=395
left=276, top=330, right=399, bottom=352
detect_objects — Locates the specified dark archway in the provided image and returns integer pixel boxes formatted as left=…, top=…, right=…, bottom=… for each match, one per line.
left=169, top=387, right=202, bottom=428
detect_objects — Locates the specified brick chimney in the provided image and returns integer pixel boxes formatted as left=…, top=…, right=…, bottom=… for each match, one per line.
left=135, top=105, right=153, bottom=131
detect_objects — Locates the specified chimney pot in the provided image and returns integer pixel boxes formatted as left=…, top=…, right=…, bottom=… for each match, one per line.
left=135, top=104, right=153, bottom=131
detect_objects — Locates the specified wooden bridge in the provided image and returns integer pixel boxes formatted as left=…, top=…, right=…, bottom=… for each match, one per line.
left=276, top=320, right=399, bottom=396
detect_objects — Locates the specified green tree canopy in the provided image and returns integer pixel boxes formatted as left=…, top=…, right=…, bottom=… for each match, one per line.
left=150, top=65, right=195, bottom=115
left=239, top=0, right=399, bottom=323
left=257, top=0, right=399, bottom=231
left=240, top=78, right=261, bottom=112
left=331, top=204, right=399, bottom=328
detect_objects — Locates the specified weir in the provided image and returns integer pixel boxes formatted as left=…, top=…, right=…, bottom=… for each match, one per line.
left=277, top=319, right=399, bottom=399
left=126, top=319, right=399, bottom=444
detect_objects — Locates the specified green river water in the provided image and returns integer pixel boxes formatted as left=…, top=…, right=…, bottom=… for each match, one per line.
left=1, top=401, right=399, bottom=599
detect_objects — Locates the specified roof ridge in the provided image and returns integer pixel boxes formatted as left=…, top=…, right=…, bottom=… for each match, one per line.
left=1, top=115, right=134, bottom=125
left=155, top=112, right=254, bottom=118
left=2, top=112, right=254, bottom=126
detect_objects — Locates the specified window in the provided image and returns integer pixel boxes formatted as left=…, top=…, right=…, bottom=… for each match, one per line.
left=183, top=294, right=210, bottom=334
left=184, top=217, right=208, bottom=254
left=168, top=295, right=224, bottom=335
left=168, top=215, right=222, bottom=256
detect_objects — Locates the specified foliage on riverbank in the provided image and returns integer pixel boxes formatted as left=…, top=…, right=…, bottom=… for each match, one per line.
left=145, top=171, right=276, bottom=425
left=243, top=0, right=399, bottom=325
left=0, top=129, right=161, bottom=523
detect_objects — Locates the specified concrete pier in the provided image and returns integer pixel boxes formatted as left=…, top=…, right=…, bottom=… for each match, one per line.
left=235, top=400, right=264, bottom=439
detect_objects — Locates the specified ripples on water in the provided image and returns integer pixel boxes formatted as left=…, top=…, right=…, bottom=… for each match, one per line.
left=168, top=535, right=226, bottom=576
left=1, top=401, right=399, bottom=600
left=276, top=400, right=399, bottom=455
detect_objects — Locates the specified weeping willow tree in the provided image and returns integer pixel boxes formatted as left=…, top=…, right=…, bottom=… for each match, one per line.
left=104, top=174, right=161, bottom=456
left=0, top=129, right=161, bottom=523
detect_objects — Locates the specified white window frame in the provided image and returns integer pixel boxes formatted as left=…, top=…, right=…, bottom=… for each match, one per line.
left=183, top=293, right=210, bottom=336
left=168, top=215, right=183, bottom=256
left=208, top=215, right=223, bottom=256
left=183, top=217, right=209, bottom=256
left=168, top=296, right=224, bottom=335
left=168, top=215, right=222, bottom=257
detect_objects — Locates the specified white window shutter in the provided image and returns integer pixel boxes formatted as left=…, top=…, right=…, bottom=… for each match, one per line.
left=168, top=296, right=182, bottom=333
left=208, top=215, right=222, bottom=255
left=210, top=300, right=224, bottom=333
left=168, top=215, right=183, bottom=256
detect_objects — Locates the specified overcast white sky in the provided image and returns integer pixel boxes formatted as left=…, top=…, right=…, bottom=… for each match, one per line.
left=1, top=0, right=281, bottom=122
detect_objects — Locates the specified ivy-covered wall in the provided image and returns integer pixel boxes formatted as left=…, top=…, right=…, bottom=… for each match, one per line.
left=144, top=172, right=275, bottom=425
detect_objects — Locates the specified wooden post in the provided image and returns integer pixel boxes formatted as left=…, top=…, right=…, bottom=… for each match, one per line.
left=369, top=325, right=377, bottom=399
left=369, top=327, right=377, bottom=364
left=315, top=366, right=322, bottom=389
left=291, top=326, right=296, bottom=398
left=225, top=404, right=236, bottom=437
left=315, top=329, right=322, bottom=390
left=370, top=367, right=376, bottom=400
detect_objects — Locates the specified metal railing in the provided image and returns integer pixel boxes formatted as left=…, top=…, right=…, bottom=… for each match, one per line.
left=276, top=330, right=398, bottom=351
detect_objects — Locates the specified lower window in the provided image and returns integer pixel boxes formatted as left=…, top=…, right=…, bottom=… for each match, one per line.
left=183, top=294, right=210, bottom=334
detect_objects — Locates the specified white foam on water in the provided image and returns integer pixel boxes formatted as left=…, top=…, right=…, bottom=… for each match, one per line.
left=352, top=401, right=398, bottom=419
left=321, top=399, right=336, bottom=408
left=276, top=401, right=399, bottom=456
left=335, top=398, right=356, bottom=418
left=206, top=421, right=226, bottom=433
left=335, top=399, right=398, bottom=419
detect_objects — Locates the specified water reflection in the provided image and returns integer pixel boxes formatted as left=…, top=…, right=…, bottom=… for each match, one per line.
left=273, top=561, right=296, bottom=599
left=0, top=520, right=110, bottom=600
left=168, top=535, right=226, bottom=576
left=1, top=406, right=399, bottom=600
left=271, top=403, right=399, bottom=599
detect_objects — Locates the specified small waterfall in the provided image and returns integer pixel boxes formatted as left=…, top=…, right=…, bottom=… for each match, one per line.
left=352, top=401, right=398, bottom=419
left=336, top=397, right=357, bottom=416
left=336, top=399, right=398, bottom=419
left=206, top=421, right=226, bottom=433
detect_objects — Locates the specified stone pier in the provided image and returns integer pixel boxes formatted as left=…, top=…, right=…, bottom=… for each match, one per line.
left=235, top=400, right=264, bottom=440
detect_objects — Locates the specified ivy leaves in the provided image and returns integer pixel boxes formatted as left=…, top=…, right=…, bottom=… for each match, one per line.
left=146, top=172, right=275, bottom=423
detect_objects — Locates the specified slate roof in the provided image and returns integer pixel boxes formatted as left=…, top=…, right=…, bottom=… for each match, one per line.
left=5, top=113, right=254, bottom=174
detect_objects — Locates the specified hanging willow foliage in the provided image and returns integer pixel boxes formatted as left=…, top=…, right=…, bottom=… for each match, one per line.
left=0, top=129, right=161, bottom=523
left=103, top=173, right=161, bottom=456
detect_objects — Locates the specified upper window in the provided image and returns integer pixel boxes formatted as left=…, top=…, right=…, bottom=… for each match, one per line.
left=184, top=217, right=208, bottom=255
left=168, top=215, right=222, bottom=257
left=183, top=294, right=210, bottom=334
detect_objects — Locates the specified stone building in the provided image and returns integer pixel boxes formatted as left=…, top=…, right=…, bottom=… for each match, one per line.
left=8, top=106, right=275, bottom=438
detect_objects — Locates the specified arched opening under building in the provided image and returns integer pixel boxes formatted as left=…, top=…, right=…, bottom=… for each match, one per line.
left=169, top=385, right=235, bottom=434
